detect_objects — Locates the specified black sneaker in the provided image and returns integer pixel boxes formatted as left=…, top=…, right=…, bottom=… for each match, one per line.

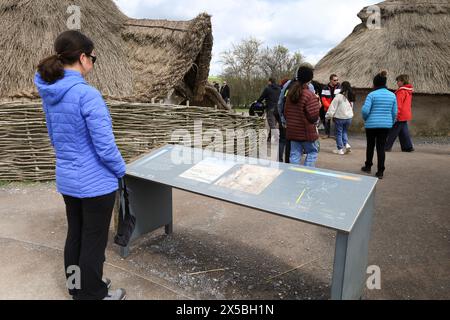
left=375, top=172, right=384, bottom=179
left=403, top=148, right=415, bottom=152
left=361, top=166, right=372, bottom=173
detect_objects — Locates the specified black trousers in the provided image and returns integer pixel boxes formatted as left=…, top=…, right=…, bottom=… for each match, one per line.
left=275, top=113, right=290, bottom=163
left=278, top=125, right=291, bottom=163
left=63, top=191, right=116, bottom=300
left=385, top=121, right=414, bottom=151
left=365, top=128, right=390, bottom=174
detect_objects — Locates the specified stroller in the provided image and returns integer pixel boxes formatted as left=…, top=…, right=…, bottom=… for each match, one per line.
left=249, top=101, right=266, bottom=117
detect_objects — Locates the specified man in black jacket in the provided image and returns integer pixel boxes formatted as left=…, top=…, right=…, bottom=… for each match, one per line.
left=258, top=78, right=281, bottom=142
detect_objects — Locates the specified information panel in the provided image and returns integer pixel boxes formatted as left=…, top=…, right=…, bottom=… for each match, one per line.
left=126, top=145, right=378, bottom=233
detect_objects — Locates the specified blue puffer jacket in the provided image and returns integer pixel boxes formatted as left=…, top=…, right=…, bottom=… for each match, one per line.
left=34, top=70, right=126, bottom=198
left=362, top=87, right=398, bottom=129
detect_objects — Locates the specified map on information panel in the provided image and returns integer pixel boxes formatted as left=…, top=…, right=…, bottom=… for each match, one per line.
left=215, top=165, right=283, bottom=195
left=179, top=158, right=236, bottom=184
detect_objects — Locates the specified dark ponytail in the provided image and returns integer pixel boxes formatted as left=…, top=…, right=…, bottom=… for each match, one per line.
left=37, top=30, right=94, bottom=84
left=37, top=55, right=65, bottom=84
left=341, top=81, right=355, bottom=102
left=288, top=81, right=304, bottom=104
left=288, top=65, right=314, bottom=104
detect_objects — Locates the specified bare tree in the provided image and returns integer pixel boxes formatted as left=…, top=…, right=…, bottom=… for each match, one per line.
left=221, top=37, right=262, bottom=80
left=259, top=45, right=304, bottom=81
left=220, top=39, right=305, bottom=108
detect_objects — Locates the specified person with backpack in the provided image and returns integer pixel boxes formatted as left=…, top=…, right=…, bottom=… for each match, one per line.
left=325, top=81, right=355, bottom=155
left=34, top=30, right=127, bottom=300
left=258, top=78, right=281, bottom=142
left=361, top=71, right=398, bottom=179
left=385, top=74, right=415, bottom=152
left=275, top=78, right=291, bottom=162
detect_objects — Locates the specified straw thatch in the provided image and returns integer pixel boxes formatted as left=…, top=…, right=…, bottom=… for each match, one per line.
left=314, top=0, right=450, bottom=94
left=0, top=0, right=228, bottom=108
left=0, top=101, right=264, bottom=181
left=0, top=0, right=131, bottom=100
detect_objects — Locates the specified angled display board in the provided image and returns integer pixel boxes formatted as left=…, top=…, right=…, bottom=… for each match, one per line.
left=127, top=144, right=377, bottom=233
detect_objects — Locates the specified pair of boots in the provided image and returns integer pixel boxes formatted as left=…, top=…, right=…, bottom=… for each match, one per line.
left=361, top=166, right=384, bottom=180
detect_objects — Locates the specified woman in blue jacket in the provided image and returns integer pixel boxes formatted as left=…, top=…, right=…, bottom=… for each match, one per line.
left=361, top=71, right=398, bottom=179
left=35, top=31, right=126, bottom=300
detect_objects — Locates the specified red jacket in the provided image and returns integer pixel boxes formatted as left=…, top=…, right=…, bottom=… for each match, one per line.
left=395, top=84, right=414, bottom=121
left=285, top=87, right=320, bottom=142
left=321, top=83, right=341, bottom=112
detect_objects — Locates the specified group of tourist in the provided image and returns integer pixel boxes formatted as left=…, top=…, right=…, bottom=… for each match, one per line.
left=257, top=65, right=415, bottom=180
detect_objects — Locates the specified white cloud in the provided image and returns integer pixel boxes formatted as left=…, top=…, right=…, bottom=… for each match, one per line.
left=114, top=0, right=380, bottom=75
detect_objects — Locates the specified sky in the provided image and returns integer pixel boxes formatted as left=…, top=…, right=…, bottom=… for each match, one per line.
left=113, top=0, right=380, bottom=76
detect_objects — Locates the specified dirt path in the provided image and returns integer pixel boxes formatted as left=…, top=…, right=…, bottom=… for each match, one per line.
left=0, top=137, right=449, bottom=300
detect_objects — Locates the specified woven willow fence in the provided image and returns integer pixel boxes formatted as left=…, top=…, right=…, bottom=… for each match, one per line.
left=0, top=101, right=265, bottom=181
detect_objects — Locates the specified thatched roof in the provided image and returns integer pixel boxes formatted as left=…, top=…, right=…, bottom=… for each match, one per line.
left=0, top=0, right=228, bottom=108
left=314, top=0, right=450, bottom=95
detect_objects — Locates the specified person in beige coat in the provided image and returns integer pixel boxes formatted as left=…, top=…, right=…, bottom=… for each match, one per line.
left=326, top=81, right=355, bottom=155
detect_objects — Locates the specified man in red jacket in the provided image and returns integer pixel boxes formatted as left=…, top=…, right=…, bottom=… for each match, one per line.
left=385, top=74, right=415, bottom=152
left=320, top=74, right=341, bottom=138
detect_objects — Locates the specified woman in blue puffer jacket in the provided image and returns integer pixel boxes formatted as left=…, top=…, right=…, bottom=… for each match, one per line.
left=34, top=30, right=126, bottom=300
left=361, top=71, right=398, bottom=179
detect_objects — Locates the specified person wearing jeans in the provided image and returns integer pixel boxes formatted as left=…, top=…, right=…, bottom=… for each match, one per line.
left=321, top=74, right=342, bottom=138
left=35, top=30, right=127, bottom=300
left=290, top=141, right=319, bottom=167
left=385, top=74, right=415, bottom=152
left=334, top=119, right=353, bottom=152
left=325, top=81, right=355, bottom=155
left=361, top=72, right=398, bottom=179
left=284, top=65, right=321, bottom=168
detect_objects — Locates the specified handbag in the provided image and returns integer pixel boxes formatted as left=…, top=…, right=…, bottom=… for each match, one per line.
left=114, top=178, right=136, bottom=247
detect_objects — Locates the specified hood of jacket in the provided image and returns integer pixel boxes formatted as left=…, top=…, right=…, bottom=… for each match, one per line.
left=396, top=84, right=414, bottom=94
left=34, top=70, right=87, bottom=105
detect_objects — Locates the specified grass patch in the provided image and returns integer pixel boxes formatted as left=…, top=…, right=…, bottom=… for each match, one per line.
left=0, top=180, right=54, bottom=187
left=0, top=180, right=12, bottom=187
left=234, top=108, right=249, bottom=114
left=208, top=76, right=224, bottom=83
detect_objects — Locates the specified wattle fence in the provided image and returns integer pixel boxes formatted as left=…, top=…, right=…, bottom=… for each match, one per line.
left=0, top=101, right=265, bottom=181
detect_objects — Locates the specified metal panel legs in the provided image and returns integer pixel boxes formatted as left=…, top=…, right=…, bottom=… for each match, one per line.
left=331, top=192, right=375, bottom=300
left=119, top=176, right=173, bottom=258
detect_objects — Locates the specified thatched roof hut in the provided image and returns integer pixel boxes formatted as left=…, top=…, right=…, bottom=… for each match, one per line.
left=0, top=0, right=228, bottom=109
left=314, top=0, right=450, bottom=95
left=314, top=0, right=450, bottom=136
